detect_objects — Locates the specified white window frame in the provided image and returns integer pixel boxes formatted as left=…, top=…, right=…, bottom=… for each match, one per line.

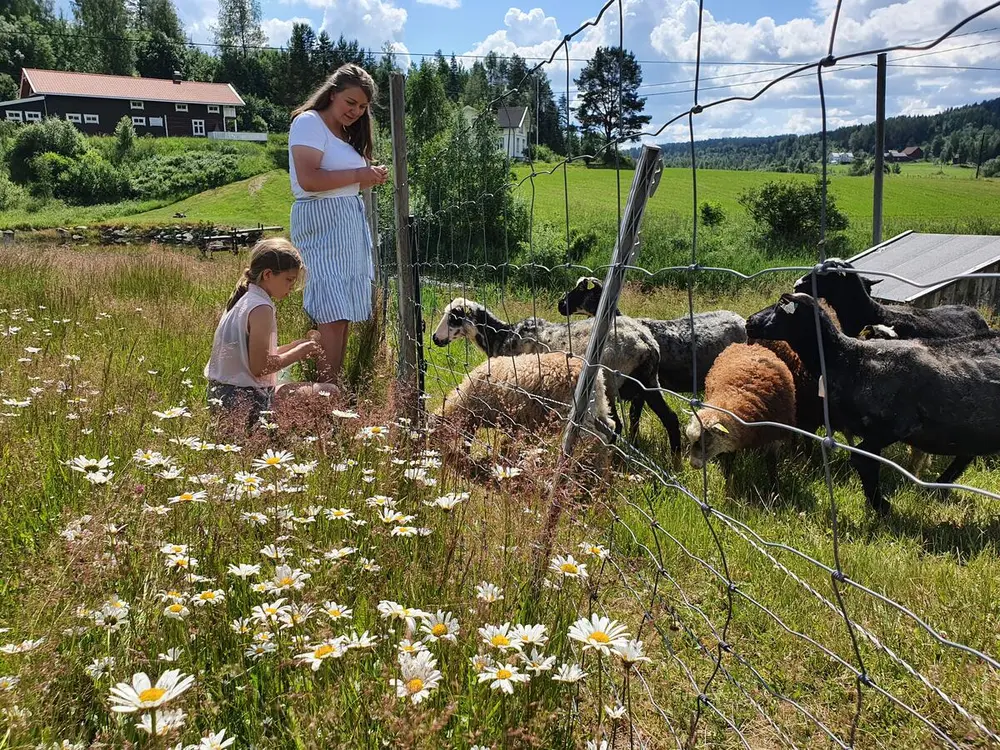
left=148, top=116, right=163, bottom=127
left=84, top=114, right=99, bottom=124
left=175, top=103, right=188, bottom=112
left=207, top=105, right=220, bottom=114
left=66, top=113, right=82, bottom=123
left=5, top=110, right=22, bottom=122
left=24, top=111, right=41, bottom=122
left=130, top=100, right=144, bottom=110
left=192, top=119, right=205, bottom=137
left=132, top=116, right=146, bottom=126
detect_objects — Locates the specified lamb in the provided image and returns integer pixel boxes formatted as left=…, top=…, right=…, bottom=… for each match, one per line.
left=793, top=259, right=989, bottom=339
left=434, top=353, right=616, bottom=468
left=746, top=292, right=1000, bottom=513
left=431, top=297, right=683, bottom=455
left=685, top=343, right=797, bottom=487
left=557, top=277, right=748, bottom=393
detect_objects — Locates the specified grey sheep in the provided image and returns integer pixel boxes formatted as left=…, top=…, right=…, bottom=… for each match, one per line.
left=431, top=297, right=683, bottom=455
left=557, top=276, right=748, bottom=392
left=746, top=292, right=1000, bottom=514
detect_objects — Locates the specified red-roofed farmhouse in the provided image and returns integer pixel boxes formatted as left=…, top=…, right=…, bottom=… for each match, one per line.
left=1, top=68, right=245, bottom=137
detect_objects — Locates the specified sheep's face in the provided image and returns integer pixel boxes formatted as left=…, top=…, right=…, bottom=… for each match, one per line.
left=793, top=260, right=881, bottom=301
left=432, top=299, right=480, bottom=346
left=557, top=277, right=603, bottom=318
left=746, top=293, right=817, bottom=345
left=686, top=416, right=736, bottom=468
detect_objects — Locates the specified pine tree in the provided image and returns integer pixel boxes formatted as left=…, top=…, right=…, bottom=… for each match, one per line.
left=286, top=22, right=316, bottom=106
left=215, top=0, right=266, bottom=56
left=72, top=0, right=135, bottom=74
left=134, top=0, right=186, bottom=78
left=574, top=46, right=650, bottom=144
left=314, top=30, right=334, bottom=80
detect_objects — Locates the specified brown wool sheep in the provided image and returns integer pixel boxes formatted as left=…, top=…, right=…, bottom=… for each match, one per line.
left=685, top=343, right=796, bottom=473
left=434, top=352, right=616, bottom=468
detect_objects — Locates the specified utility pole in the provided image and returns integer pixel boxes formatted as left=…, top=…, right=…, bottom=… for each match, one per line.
left=872, top=53, right=887, bottom=247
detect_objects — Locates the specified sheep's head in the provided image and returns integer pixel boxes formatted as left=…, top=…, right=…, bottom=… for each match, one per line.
left=686, top=415, right=737, bottom=468
left=745, top=292, right=822, bottom=344
left=431, top=298, right=484, bottom=346
left=557, top=276, right=603, bottom=318
left=793, top=259, right=881, bottom=302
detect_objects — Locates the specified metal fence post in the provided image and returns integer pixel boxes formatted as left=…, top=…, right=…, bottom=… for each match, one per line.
left=561, top=144, right=663, bottom=455
left=389, top=72, right=421, bottom=417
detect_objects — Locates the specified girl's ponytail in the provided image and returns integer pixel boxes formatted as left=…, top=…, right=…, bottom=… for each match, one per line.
left=225, top=268, right=254, bottom=312
left=224, top=238, right=303, bottom=312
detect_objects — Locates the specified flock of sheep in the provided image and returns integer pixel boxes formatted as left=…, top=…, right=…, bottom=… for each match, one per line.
left=430, top=259, right=1000, bottom=515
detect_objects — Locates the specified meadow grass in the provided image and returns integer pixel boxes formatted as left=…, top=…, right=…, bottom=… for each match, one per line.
left=1, top=243, right=998, bottom=749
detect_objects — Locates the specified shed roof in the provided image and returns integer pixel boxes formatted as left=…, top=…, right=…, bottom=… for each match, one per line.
left=848, top=231, right=1000, bottom=303
left=21, top=68, right=245, bottom=106
left=497, top=106, right=527, bottom=129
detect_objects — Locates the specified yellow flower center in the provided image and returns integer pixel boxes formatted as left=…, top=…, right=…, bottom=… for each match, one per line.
left=334, top=511, right=345, bottom=517
left=491, top=635, right=510, bottom=647
left=179, top=493, right=193, bottom=501
left=329, top=609, right=341, bottom=617
left=314, top=645, right=334, bottom=658
left=138, top=687, right=166, bottom=703
left=431, top=624, right=448, bottom=637
left=265, top=457, right=281, bottom=465
left=496, top=669, right=512, bottom=680
left=175, top=559, right=188, bottom=567
left=406, top=678, right=424, bottom=694
left=279, top=577, right=294, bottom=587
left=167, top=590, right=181, bottom=598
left=200, top=592, right=215, bottom=600
left=560, top=563, right=578, bottom=574
left=168, top=604, right=183, bottom=613
left=590, top=631, right=610, bottom=644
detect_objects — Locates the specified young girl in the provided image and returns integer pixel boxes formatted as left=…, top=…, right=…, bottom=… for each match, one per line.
left=204, top=237, right=334, bottom=426
left=289, top=63, right=389, bottom=385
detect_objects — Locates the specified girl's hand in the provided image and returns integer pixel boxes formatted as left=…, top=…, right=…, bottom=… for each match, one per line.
left=358, top=165, right=389, bottom=189
left=300, top=341, right=324, bottom=361
left=306, top=329, right=322, bottom=343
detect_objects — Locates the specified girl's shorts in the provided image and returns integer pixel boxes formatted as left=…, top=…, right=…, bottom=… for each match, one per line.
left=207, top=381, right=274, bottom=426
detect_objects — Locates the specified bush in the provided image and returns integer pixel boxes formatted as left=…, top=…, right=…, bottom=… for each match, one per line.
left=7, top=118, right=86, bottom=184
left=28, top=151, right=75, bottom=200
left=848, top=157, right=873, bottom=176
left=699, top=201, right=725, bottom=227
left=982, top=157, right=1000, bottom=178
left=511, top=222, right=576, bottom=291
left=112, top=116, right=137, bottom=164
left=131, top=151, right=243, bottom=199
left=738, top=179, right=849, bottom=248
left=59, top=151, right=133, bottom=204
left=526, top=144, right=560, bottom=163
left=268, top=141, right=289, bottom=170
left=0, top=171, right=26, bottom=210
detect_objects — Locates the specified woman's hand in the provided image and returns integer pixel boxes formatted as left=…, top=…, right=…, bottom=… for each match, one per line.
left=358, top=165, right=389, bottom=189
left=298, top=340, right=325, bottom=362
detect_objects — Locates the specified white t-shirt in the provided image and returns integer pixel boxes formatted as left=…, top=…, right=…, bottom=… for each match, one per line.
left=203, top=284, right=278, bottom=390
left=288, top=110, right=367, bottom=200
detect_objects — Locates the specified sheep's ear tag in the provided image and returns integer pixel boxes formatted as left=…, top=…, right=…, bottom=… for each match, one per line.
left=780, top=300, right=797, bottom=315
left=711, top=423, right=730, bottom=434
left=818, top=375, right=826, bottom=399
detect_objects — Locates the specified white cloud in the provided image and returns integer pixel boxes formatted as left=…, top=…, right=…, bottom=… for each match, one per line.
left=296, top=0, right=408, bottom=50
left=262, top=16, right=314, bottom=47
left=416, top=0, right=460, bottom=8
left=463, top=0, right=1000, bottom=141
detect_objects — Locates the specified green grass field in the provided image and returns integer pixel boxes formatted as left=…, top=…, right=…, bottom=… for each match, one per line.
left=1, top=242, right=998, bottom=748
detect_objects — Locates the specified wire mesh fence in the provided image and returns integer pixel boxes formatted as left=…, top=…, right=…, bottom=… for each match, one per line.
left=377, top=0, right=1000, bottom=746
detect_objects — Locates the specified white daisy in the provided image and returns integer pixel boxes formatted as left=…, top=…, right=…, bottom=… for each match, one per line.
left=390, top=651, right=442, bottom=704
left=477, top=663, right=530, bottom=694
left=192, top=729, right=236, bottom=749
left=479, top=623, right=519, bottom=652
left=191, top=590, right=225, bottom=607
left=227, top=563, right=261, bottom=579
left=613, top=639, right=652, bottom=668
left=322, top=602, right=353, bottom=622
left=420, top=611, right=459, bottom=643
left=252, top=449, right=295, bottom=470
left=268, top=565, right=310, bottom=592
left=550, top=555, right=588, bottom=579
left=521, top=649, right=557, bottom=675
left=135, top=707, right=186, bottom=736
left=552, top=663, right=587, bottom=683
left=107, top=670, right=194, bottom=713
left=567, top=615, right=630, bottom=656
left=296, top=638, right=348, bottom=670
left=475, top=582, right=504, bottom=603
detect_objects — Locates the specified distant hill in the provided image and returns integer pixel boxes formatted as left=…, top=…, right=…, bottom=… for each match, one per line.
left=635, top=97, right=1000, bottom=172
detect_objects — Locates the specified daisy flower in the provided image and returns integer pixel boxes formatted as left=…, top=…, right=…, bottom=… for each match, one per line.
left=613, top=639, right=652, bottom=668
left=252, top=449, right=295, bottom=470
left=0, top=675, right=20, bottom=690
left=159, top=648, right=183, bottom=663
left=567, top=614, right=630, bottom=655
left=251, top=599, right=290, bottom=625
left=377, top=601, right=429, bottom=632
left=233, top=471, right=262, bottom=489
left=475, top=582, right=504, bottom=603
left=552, top=663, right=587, bottom=683
left=356, top=425, right=389, bottom=441
left=346, top=630, right=379, bottom=650
left=323, top=546, right=357, bottom=562
left=164, top=554, right=198, bottom=571
left=259, top=544, right=292, bottom=561
left=241, top=511, right=269, bottom=526
left=227, top=563, right=260, bottom=579
left=191, top=590, right=225, bottom=607
left=578, top=542, right=609, bottom=560
left=390, top=525, right=420, bottom=538
left=324, top=507, right=354, bottom=521
left=168, top=490, right=207, bottom=505
left=420, top=611, right=459, bottom=643
left=268, top=565, right=310, bottom=592
left=332, top=409, right=359, bottom=419
left=66, top=455, right=112, bottom=474
left=379, top=509, right=412, bottom=525
left=491, top=465, right=522, bottom=480
left=245, top=642, right=277, bottom=660
left=479, top=623, right=519, bottom=652
left=108, top=669, right=194, bottom=713
left=390, top=651, right=442, bottom=704
left=425, top=492, right=468, bottom=511
left=84, top=657, right=115, bottom=680
left=296, top=638, right=348, bottom=670
left=152, top=406, right=191, bottom=420
left=135, top=707, right=186, bottom=736
left=0, top=638, right=45, bottom=654
left=521, top=649, right=557, bottom=675
left=322, top=602, right=353, bottom=622
left=511, top=623, right=548, bottom=648
left=192, top=729, right=236, bottom=749
left=230, top=618, right=254, bottom=635
left=279, top=603, right=315, bottom=629
left=159, top=543, right=188, bottom=556
left=550, top=554, right=588, bottom=579
left=163, top=603, right=190, bottom=620
left=365, top=495, right=394, bottom=508
left=477, top=663, right=530, bottom=694
left=397, top=638, right=429, bottom=657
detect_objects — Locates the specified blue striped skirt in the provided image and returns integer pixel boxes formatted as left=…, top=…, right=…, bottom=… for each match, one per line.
left=290, top=195, right=374, bottom=324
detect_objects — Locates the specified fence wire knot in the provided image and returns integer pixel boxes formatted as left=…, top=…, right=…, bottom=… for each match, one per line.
left=832, top=570, right=848, bottom=583
left=821, top=54, right=837, bottom=67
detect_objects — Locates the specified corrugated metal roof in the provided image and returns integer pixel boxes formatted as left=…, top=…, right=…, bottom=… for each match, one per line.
left=22, top=69, right=244, bottom=106
left=848, top=231, right=1000, bottom=303
left=497, top=106, right=527, bottom=129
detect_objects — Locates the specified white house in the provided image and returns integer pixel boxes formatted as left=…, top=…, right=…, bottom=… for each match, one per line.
left=829, top=151, right=855, bottom=164
left=497, top=106, right=528, bottom=160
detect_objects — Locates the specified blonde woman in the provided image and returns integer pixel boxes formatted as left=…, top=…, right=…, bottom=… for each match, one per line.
left=289, top=63, right=389, bottom=384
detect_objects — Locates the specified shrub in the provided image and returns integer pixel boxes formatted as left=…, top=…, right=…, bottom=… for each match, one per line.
left=0, top=171, right=26, bottom=210
left=699, top=201, right=725, bottom=227
left=268, top=141, right=289, bottom=170
left=7, top=118, right=86, bottom=184
left=526, top=144, right=560, bottom=163
left=738, top=179, right=849, bottom=248
left=982, top=157, right=1000, bottom=178
left=131, top=151, right=243, bottom=199
left=28, top=151, right=75, bottom=200
left=59, top=151, right=133, bottom=204
left=848, top=157, right=873, bottom=176
left=511, top=222, right=576, bottom=291
left=112, top=116, right=137, bottom=164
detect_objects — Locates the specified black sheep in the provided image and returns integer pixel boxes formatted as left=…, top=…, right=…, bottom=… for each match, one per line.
left=793, top=259, right=989, bottom=339
left=746, top=292, right=1000, bottom=514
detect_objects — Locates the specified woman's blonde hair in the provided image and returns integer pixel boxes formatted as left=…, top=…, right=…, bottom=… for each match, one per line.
left=291, top=63, right=377, bottom=161
left=226, top=237, right=303, bottom=311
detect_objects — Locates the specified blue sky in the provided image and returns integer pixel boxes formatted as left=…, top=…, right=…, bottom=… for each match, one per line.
left=59, top=0, right=1000, bottom=140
